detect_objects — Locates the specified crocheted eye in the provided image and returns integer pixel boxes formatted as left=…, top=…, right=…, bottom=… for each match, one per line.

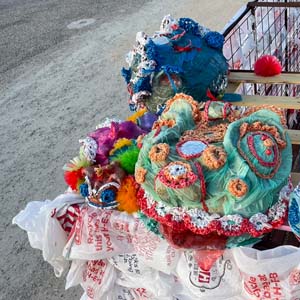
left=100, top=189, right=116, bottom=204
left=156, top=161, right=197, bottom=189
left=168, top=164, right=188, bottom=178
left=86, top=182, right=120, bottom=209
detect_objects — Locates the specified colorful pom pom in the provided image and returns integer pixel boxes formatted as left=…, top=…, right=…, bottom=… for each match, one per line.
left=110, top=144, right=140, bottom=174
left=109, top=138, right=132, bottom=156
left=254, top=55, right=282, bottom=77
left=204, top=31, right=224, bottom=50
left=64, top=169, right=84, bottom=191
left=116, top=175, right=139, bottom=213
left=63, top=155, right=90, bottom=191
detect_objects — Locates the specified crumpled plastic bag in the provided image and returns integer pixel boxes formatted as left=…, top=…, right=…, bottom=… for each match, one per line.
left=12, top=193, right=84, bottom=277
left=175, top=250, right=242, bottom=299
left=68, top=259, right=116, bottom=300
left=63, top=207, right=137, bottom=260
left=233, top=246, right=300, bottom=299
left=116, top=270, right=174, bottom=299
left=132, top=221, right=180, bottom=274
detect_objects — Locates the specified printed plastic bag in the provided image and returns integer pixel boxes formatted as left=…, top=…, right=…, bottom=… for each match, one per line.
left=116, top=270, right=174, bottom=299
left=81, top=285, right=170, bottom=300
left=13, top=193, right=84, bottom=277
left=175, top=250, right=242, bottom=299
left=233, top=246, right=300, bottom=300
left=71, top=259, right=117, bottom=300
left=64, top=207, right=137, bottom=260
left=132, top=222, right=180, bottom=274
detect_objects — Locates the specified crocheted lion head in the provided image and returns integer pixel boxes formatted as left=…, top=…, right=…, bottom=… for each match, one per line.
left=122, top=16, right=228, bottom=112
left=135, top=93, right=292, bottom=247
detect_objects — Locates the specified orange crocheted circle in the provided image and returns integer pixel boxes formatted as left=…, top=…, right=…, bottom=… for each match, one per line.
left=228, top=178, right=248, bottom=198
left=149, top=143, right=170, bottom=162
left=163, top=93, right=201, bottom=122
left=202, top=145, right=227, bottom=170
left=152, top=119, right=176, bottom=130
left=135, top=167, right=147, bottom=184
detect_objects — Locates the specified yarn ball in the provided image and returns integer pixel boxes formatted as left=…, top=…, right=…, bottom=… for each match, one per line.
left=254, top=55, right=282, bottom=77
left=204, top=31, right=224, bottom=50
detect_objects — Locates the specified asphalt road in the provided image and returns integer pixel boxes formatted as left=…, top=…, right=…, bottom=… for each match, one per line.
left=0, top=0, right=148, bottom=75
left=0, top=1, right=248, bottom=299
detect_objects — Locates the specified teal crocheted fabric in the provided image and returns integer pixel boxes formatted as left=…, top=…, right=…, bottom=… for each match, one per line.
left=135, top=93, right=292, bottom=242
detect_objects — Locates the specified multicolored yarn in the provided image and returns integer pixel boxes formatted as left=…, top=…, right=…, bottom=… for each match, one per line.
left=288, top=184, right=300, bottom=240
left=122, top=16, right=228, bottom=112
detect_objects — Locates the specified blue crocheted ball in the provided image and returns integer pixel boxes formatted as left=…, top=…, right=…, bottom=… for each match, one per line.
left=204, top=31, right=224, bottom=50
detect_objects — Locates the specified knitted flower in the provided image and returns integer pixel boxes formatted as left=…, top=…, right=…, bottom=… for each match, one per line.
left=135, top=167, right=147, bottom=184
left=228, top=178, right=248, bottom=198
left=149, top=143, right=170, bottom=162
left=202, top=145, right=227, bottom=170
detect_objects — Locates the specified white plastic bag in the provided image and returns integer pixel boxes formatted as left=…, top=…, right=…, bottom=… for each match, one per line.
left=72, top=259, right=117, bottom=300
left=64, top=207, right=137, bottom=260
left=13, top=193, right=84, bottom=277
left=175, top=250, right=242, bottom=299
left=110, top=252, right=177, bottom=298
left=132, top=222, right=180, bottom=274
left=233, top=246, right=300, bottom=300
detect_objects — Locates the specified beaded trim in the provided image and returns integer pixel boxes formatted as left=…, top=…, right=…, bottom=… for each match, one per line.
left=137, top=184, right=291, bottom=237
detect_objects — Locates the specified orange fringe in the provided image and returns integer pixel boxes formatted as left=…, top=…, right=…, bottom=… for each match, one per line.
left=116, top=175, right=139, bottom=213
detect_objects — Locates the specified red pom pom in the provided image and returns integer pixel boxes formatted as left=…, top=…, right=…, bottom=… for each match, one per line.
left=64, top=169, right=83, bottom=190
left=254, top=55, right=282, bottom=77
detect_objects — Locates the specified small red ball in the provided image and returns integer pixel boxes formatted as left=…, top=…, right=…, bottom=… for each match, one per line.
left=265, top=149, right=272, bottom=156
left=254, top=55, right=282, bottom=77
